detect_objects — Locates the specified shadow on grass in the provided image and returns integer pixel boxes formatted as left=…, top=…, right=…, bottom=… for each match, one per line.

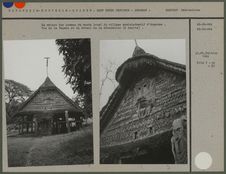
left=7, top=124, right=93, bottom=167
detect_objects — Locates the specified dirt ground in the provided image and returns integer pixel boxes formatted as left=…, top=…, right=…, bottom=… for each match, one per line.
left=7, top=125, right=93, bottom=167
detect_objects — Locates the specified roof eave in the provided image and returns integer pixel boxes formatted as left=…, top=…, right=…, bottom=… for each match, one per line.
left=115, top=54, right=186, bottom=85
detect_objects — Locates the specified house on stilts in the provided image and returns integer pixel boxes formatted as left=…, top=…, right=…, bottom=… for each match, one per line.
left=14, top=76, right=85, bottom=135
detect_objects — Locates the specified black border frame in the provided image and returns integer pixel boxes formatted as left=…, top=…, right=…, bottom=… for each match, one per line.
left=0, top=0, right=224, bottom=173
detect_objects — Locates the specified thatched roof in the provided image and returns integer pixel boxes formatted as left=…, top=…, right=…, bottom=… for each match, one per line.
left=100, top=45, right=186, bottom=133
left=116, top=46, right=185, bottom=86
left=14, top=77, right=85, bottom=117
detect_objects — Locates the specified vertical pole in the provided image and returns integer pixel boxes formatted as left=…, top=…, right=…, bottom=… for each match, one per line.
left=65, top=110, right=71, bottom=133
left=44, top=57, right=50, bottom=77
left=33, top=122, right=35, bottom=133
left=135, top=39, right=138, bottom=46
left=21, top=116, right=24, bottom=134
left=31, top=122, right=33, bottom=133
left=50, top=118, right=53, bottom=134
left=21, top=123, right=24, bottom=134
left=18, top=124, right=21, bottom=134
left=26, top=122, right=29, bottom=133
left=31, top=115, right=33, bottom=133
left=34, top=118, right=38, bottom=134
left=56, top=120, right=59, bottom=134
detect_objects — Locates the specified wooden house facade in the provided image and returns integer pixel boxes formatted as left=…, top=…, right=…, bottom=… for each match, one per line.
left=100, top=45, right=187, bottom=164
left=14, top=77, right=85, bottom=135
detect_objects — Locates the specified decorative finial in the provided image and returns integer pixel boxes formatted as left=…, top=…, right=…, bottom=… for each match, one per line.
left=135, top=39, right=138, bottom=47
left=44, top=57, right=50, bottom=77
left=132, top=40, right=146, bottom=57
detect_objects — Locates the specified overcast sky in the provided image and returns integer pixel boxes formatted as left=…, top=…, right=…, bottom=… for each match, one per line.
left=100, top=39, right=186, bottom=108
left=3, top=39, right=186, bottom=109
left=3, top=39, right=74, bottom=98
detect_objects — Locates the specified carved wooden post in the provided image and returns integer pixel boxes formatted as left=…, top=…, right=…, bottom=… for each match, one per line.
left=26, top=122, right=29, bottom=133
left=33, top=122, right=35, bottom=132
left=171, top=116, right=187, bottom=164
left=31, top=122, right=33, bottom=133
left=34, top=118, right=38, bottom=134
left=65, top=110, right=71, bottom=133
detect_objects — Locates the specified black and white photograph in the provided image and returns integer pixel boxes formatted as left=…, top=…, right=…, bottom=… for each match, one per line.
left=100, top=39, right=187, bottom=164
left=4, top=38, right=93, bottom=167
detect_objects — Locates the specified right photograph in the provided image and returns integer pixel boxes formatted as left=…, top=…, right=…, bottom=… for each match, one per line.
left=99, top=39, right=187, bottom=164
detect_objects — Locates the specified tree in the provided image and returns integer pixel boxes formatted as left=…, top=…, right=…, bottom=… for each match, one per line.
left=5, top=79, right=32, bottom=123
left=100, top=60, right=117, bottom=97
left=56, top=39, right=92, bottom=117
left=72, top=93, right=84, bottom=108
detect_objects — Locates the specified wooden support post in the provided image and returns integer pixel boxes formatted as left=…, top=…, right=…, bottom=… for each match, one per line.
left=118, top=158, right=122, bottom=164
left=56, top=120, right=59, bottom=134
left=30, top=122, right=33, bottom=133
left=26, top=123, right=29, bottom=133
left=33, top=122, right=35, bottom=133
left=21, top=122, right=24, bottom=134
left=49, top=119, right=53, bottom=134
left=18, top=124, right=21, bottom=134
left=65, top=110, right=71, bottom=133
left=32, top=122, right=34, bottom=133
left=34, top=118, right=38, bottom=134
left=21, top=116, right=24, bottom=134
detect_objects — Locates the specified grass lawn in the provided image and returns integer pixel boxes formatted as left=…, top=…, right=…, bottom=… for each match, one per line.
left=7, top=125, right=93, bottom=167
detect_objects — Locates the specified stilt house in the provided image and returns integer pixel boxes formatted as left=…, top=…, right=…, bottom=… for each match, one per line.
left=14, top=77, right=85, bottom=135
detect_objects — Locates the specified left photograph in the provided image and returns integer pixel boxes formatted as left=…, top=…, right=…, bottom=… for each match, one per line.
left=3, top=39, right=93, bottom=167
